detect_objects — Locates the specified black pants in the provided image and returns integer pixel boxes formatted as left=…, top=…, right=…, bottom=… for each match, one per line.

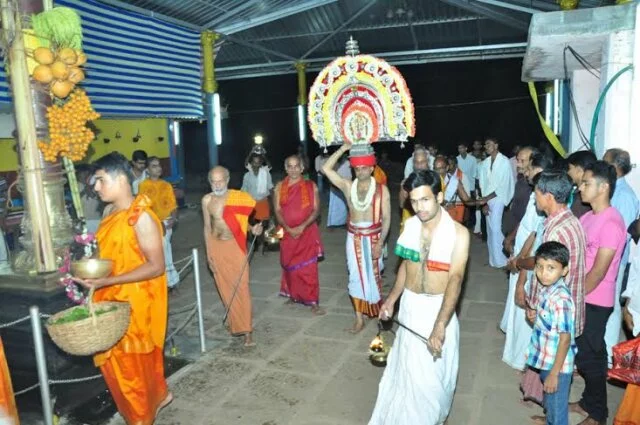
left=576, top=303, right=613, bottom=422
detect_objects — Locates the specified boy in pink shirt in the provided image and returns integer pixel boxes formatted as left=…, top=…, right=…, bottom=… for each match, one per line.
left=571, top=161, right=626, bottom=425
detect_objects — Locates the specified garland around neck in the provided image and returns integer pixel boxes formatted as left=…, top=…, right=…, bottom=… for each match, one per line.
left=351, top=177, right=376, bottom=212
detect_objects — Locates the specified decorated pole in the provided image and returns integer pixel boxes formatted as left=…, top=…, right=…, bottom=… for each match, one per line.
left=202, top=31, right=220, bottom=168
left=1, top=0, right=56, bottom=272
left=4, top=2, right=99, bottom=276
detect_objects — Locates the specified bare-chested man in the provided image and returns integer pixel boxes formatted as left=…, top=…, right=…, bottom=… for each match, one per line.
left=202, top=166, right=262, bottom=347
left=369, top=169, right=469, bottom=425
left=322, top=143, right=391, bottom=333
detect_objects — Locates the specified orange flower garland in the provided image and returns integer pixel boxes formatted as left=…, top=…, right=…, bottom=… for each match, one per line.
left=39, top=89, right=100, bottom=162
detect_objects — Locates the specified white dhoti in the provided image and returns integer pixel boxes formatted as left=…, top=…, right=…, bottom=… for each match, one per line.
left=347, top=221, right=383, bottom=317
left=327, top=187, right=348, bottom=227
left=369, top=289, right=459, bottom=425
left=499, top=274, right=515, bottom=332
left=605, top=240, right=630, bottom=362
left=502, top=272, right=533, bottom=370
left=501, top=193, right=542, bottom=369
left=486, top=198, right=507, bottom=268
left=474, top=209, right=481, bottom=234
left=163, top=227, right=179, bottom=288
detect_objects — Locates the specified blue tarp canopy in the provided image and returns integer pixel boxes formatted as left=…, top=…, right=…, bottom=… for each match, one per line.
left=0, top=0, right=203, bottom=119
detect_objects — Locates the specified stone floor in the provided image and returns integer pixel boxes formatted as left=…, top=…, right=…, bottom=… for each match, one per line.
left=107, top=196, right=625, bottom=425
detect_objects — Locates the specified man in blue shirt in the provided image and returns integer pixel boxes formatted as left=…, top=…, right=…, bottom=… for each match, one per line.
left=603, top=148, right=640, bottom=361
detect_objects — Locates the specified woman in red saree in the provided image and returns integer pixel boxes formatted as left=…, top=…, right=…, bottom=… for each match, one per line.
left=275, top=155, right=324, bottom=314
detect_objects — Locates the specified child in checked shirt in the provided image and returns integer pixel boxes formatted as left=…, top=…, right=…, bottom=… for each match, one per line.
left=525, top=241, right=578, bottom=425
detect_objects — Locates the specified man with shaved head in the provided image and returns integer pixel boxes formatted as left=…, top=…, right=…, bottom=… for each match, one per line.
left=202, top=166, right=263, bottom=347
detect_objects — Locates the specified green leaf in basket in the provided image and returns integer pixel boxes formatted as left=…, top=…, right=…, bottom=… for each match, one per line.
left=51, top=305, right=117, bottom=325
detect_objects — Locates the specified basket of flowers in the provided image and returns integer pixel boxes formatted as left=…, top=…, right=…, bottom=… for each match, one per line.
left=46, top=258, right=130, bottom=356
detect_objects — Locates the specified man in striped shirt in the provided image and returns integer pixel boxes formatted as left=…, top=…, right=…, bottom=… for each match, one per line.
left=517, top=170, right=586, bottom=337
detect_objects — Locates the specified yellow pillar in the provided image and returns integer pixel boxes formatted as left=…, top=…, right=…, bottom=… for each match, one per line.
left=201, top=31, right=220, bottom=167
left=201, top=31, right=219, bottom=94
left=296, top=62, right=308, bottom=149
left=296, top=62, right=308, bottom=106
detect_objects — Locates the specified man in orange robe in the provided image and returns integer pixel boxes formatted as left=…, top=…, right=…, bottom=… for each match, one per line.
left=138, top=157, right=179, bottom=288
left=275, top=155, right=324, bottom=314
left=76, top=152, right=171, bottom=425
left=0, top=336, right=19, bottom=425
left=202, top=166, right=263, bottom=347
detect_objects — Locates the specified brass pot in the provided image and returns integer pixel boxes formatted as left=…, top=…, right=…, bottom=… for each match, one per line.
left=263, top=225, right=284, bottom=246
left=71, top=259, right=114, bottom=279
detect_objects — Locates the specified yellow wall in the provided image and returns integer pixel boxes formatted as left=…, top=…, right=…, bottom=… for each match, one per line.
left=0, top=118, right=170, bottom=172
left=87, top=118, right=170, bottom=162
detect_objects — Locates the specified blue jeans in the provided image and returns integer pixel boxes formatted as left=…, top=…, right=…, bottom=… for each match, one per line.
left=539, top=369, right=572, bottom=425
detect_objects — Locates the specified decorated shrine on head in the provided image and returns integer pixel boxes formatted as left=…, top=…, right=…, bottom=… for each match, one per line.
left=308, top=37, right=415, bottom=149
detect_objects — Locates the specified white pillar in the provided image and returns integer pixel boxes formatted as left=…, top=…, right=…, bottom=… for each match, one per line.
left=569, top=69, right=599, bottom=154
left=597, top=31, right=634, bottom=159
left=628, top=3, right=640, bottom=199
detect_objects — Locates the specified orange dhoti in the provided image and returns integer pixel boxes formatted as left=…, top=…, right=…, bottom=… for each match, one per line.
left=95, top=195, right=169, bottom=425
left=254, top=198, right=270, bottom=221
left=0, top=336, right=19, bottom=425
left=208, top=237, right=253, bottom=335
left=615, top=383, right=640, bottom=425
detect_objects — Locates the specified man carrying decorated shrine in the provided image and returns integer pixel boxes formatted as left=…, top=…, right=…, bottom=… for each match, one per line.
left=274, top=155, right=325, bottom=315
left=323, top=143, right=391, bottom=333
left=138, top=157, right=179, bottom=289
left=75, top=152, right=171, bottom=425
left=202, top=166, right=263, bottom=347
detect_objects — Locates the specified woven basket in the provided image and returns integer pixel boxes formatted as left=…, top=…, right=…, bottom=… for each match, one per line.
left=45, top=299, right=131, bottom=356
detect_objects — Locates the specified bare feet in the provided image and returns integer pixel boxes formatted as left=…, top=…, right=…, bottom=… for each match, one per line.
left=519, top=399, right=535, bottom=408
left=345, top=321, right=365, bottom=334
left=577, top=417, right=604, bottom=425
left=529, top=414, right=544, bottom=425
left=569, top=402, right=588, bottom=417
left=243, top=333, right=256, bottom=347
left=311, top=305, right=326, bottom=316
left=155, top=392, right=173, bottom=418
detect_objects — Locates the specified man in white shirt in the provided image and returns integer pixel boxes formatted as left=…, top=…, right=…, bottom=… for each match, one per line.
left=241, top=153, right=274, bottom=223
left=456, top=143, right=477, bottom=198
left=131, top=150, right=148, bottom=195
left=404, top=144, right=426, bottom=178
left=427, top=145, right=438, bottom=170
left=476, top=138, right=515, bottom=269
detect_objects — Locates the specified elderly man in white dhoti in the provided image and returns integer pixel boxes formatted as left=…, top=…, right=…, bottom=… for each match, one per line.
left=323, top=143, right=391, bottom=333
left=501, top=152, right=553, bottom=371
left=369, top=170, right=470, bottom=425
left=476, top=138, right=515, bottom=269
